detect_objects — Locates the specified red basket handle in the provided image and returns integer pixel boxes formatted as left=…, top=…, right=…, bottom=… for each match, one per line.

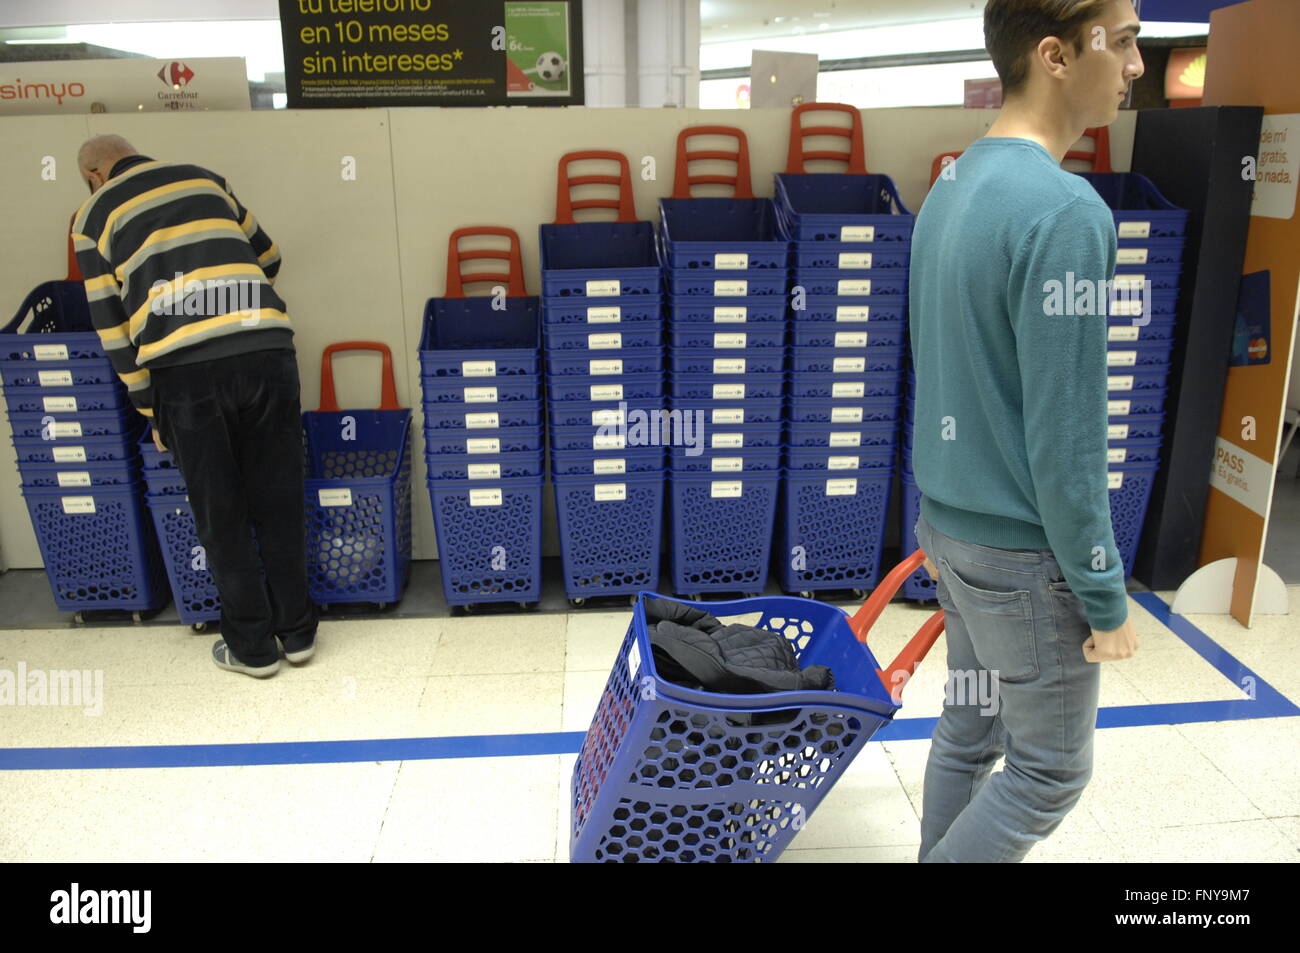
left=317, top=341, right=402, bottom=412
left=847, top=549, right=947, bottom=703
left=66, top=214, right=82, bottom=282
left=554, top=150, right=638, bottom=224
left=443, top=226, right=528, bottom=299
left=671, top=126, right=754, bottom=199
left=784, top=102, right=868, bottom=174
left=1066, top=126, right=1113, bottom=173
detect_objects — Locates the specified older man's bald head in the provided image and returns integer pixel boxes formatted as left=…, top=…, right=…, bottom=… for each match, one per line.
left=77, top=134, right=139, bottom=193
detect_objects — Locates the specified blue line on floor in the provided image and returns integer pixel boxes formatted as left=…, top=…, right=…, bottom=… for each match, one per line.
left=1, top=593, right=1295, bottom=770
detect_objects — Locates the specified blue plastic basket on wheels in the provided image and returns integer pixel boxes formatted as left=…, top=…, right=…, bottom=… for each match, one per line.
left=303, top=342, right=413, bottom=608
left=570, top=553, right=946, bottom=862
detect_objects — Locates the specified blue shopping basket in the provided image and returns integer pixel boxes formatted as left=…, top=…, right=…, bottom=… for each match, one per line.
left=146, top=494, right=222, bottom=629
left=570, top=561, right=946, bottom=862
left=303, top=342, right=413, bottom=606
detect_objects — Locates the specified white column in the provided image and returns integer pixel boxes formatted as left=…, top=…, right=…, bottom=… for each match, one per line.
left=582, top=0, right=628, bottom=107
left=637, top=0, right=700, bottom=108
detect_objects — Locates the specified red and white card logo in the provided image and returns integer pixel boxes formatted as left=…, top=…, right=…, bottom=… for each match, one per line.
left=157, top=61, right=194, bottom=88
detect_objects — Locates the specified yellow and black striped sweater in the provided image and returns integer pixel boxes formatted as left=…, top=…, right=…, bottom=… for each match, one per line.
left=72, top=155, right=292, bottom=417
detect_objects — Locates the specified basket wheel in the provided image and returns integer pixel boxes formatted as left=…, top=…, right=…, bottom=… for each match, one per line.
left=190, top=622, right=209, bottom=633
left=459, top=603, right=476, bottom=615
left=798, top=591, right=813, bottom=599
left=569, top=598, right=586, bottom=609
left=628, top=594, right=638, bottom=607
left=853, top=589, right=870, bottom=599
left=132, top=611, right=143, bottom=624
left=73, top=612, right=85, bottom=625
left=518, top=601, right=537, bottom=612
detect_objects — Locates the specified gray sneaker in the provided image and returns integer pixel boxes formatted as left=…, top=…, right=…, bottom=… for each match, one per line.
left=211, top=640, right=280, bottom=678
left=277, top=636, right=316, bottom=665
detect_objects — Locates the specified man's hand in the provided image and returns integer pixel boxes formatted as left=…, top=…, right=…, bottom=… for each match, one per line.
left=152, top=428, right=167, bottom=453
left=1084, top=617, right=1139, bottom=662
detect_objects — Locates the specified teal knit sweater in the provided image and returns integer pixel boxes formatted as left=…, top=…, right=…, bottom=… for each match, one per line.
left=909, top=136, right=1129, bottom=630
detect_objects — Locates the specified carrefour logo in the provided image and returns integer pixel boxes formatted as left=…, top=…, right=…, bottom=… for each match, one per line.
left=157, top=61, right=195, bottom=88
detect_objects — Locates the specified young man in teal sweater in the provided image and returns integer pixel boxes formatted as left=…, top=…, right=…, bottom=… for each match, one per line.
left=910, top=0, right=1144, bottom=862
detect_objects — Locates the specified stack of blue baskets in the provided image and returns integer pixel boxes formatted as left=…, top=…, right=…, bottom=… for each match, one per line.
left=140, top=435, right=221, bottom=628
left=541, top=151, right=666, bottom=606
left=1, top=282, right=166, bottom=618
left=660, top=126, right=789, bottom=598
left=775, top=171, right=914, bottom=597
left=421, top=227, right=544, bottom=610
left=1079, top=172, right=1188, bottom=573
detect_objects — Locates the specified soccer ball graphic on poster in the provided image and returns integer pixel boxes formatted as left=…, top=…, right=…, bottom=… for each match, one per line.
left=536, top=52, right=566, bottom=83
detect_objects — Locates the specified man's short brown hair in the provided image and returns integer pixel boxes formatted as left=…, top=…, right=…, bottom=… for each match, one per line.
left=984, top=0, right=1113, bottom=96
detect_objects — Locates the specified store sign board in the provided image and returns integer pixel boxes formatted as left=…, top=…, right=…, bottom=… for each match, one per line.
left=278, top=0, right=584, bottom=108
left=0, top=58, right=249, bottom=115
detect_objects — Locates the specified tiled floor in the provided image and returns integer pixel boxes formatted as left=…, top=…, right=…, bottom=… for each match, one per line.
left=1, top=587, right=1296, bottom=863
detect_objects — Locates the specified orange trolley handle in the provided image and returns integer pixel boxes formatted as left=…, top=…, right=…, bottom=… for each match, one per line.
left=317, top=341, right=402, bottom=412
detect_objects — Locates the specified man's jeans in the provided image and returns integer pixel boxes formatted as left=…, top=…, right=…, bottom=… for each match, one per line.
left=914, top=513, right=1101, bottom=862
left=152, top=349, right=317, bottom=668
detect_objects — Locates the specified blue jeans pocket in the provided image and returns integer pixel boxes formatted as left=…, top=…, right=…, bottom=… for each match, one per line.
left=936, top=555, right=1040, bottom=682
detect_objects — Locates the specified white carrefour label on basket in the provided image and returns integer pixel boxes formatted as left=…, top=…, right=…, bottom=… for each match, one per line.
left=1108, top=448, right=1128, bottom=463
left=469, top=488, right=503, bottom=507
left=592, top=409, right=624, bottom=426
left=1108, top=424, right=1130, bottom=440
left=832, top=382, right=865, bottom=398
left=712, top=409, right=744, bottom=424
left=1118, top=221, right=1151, bottom=239
left=713, top=383, right=744, bottom=399
left=1112, top=274, right=1145, bottom=289
left=1107, top=350, right=1138, bottom=367
left=837, top=279, right=871, bottom=295
left=834, top=332, right=868, bottom=348
left=466, top=438, right=501, bottom=454
left=1108, top=472, right=1125, bottom=489
left=713, top=307, right=747, bottom=323
left=1108, top=375, right=1135, bottom=391
left=38, top=370, right=74, bottom=387
left=594, top=483, right=627, bottom=502
left=588, top=332, right=622, bottom=350
left=52, top=446, right=86, bottom=462
left=831, top=406, right=864, bottom=423
left=1117, top=247, right=1149, bottom=265
left=318, top=488, right=353, bottom=507
left=462, top=386, right=497, bottom=403
left=840, top=225, right=875, bottom=242
left=836, top=306, right=870, bottom=322
left=826, top=478, right=858, bottom=496
left=1108, top=326, right=1141, bottom=343
left=828, top=455, right=859, bottom=470
left=587, top=307, right=622, bottom=323
left=462, top=360, right=496, bottom=377
left=1108, top=399, right=1132, bottom=416
left=713, top=332, right=747, bottom=349
left=711, top=433, right=743, bottom=449
left=586, top=279, right=621, bottom=297
left=710, top=480, right=743, bottom=498
left=43, top=396, right=78, bottom=412
left=56, top=471, right=91, bottom=488
left=711, top=457, right=743, bottom=472
left=61, top=496, right=95, bottom=514
left=1110, top=298, right=1145, bottom=316
left=838, top=252, right=872, bottom=269
left=713, top=359, right=745, bottom=374
left=714, top=253, right=748, bottom=269
left=714, top=280, right=747, bottom=296
left=829, top=431, right=862, bottom=447
left=467, top=463, right=501, bottom=480
left=591, top=384, right=623, bottom=401
left=627, top=639, right=642, bottom=679
left=33, top=344, right=68, bottom=361
left=589, top=359, right=623, bottom=375
left=465, top=412, right=499, bottom=429
left=52, top=422, right=82, bottom=438
left=594, top=433, right=626, bottom=450
left=593, top=458, right=626, bottom=475
left=833, top=357, right=866, bottom=373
